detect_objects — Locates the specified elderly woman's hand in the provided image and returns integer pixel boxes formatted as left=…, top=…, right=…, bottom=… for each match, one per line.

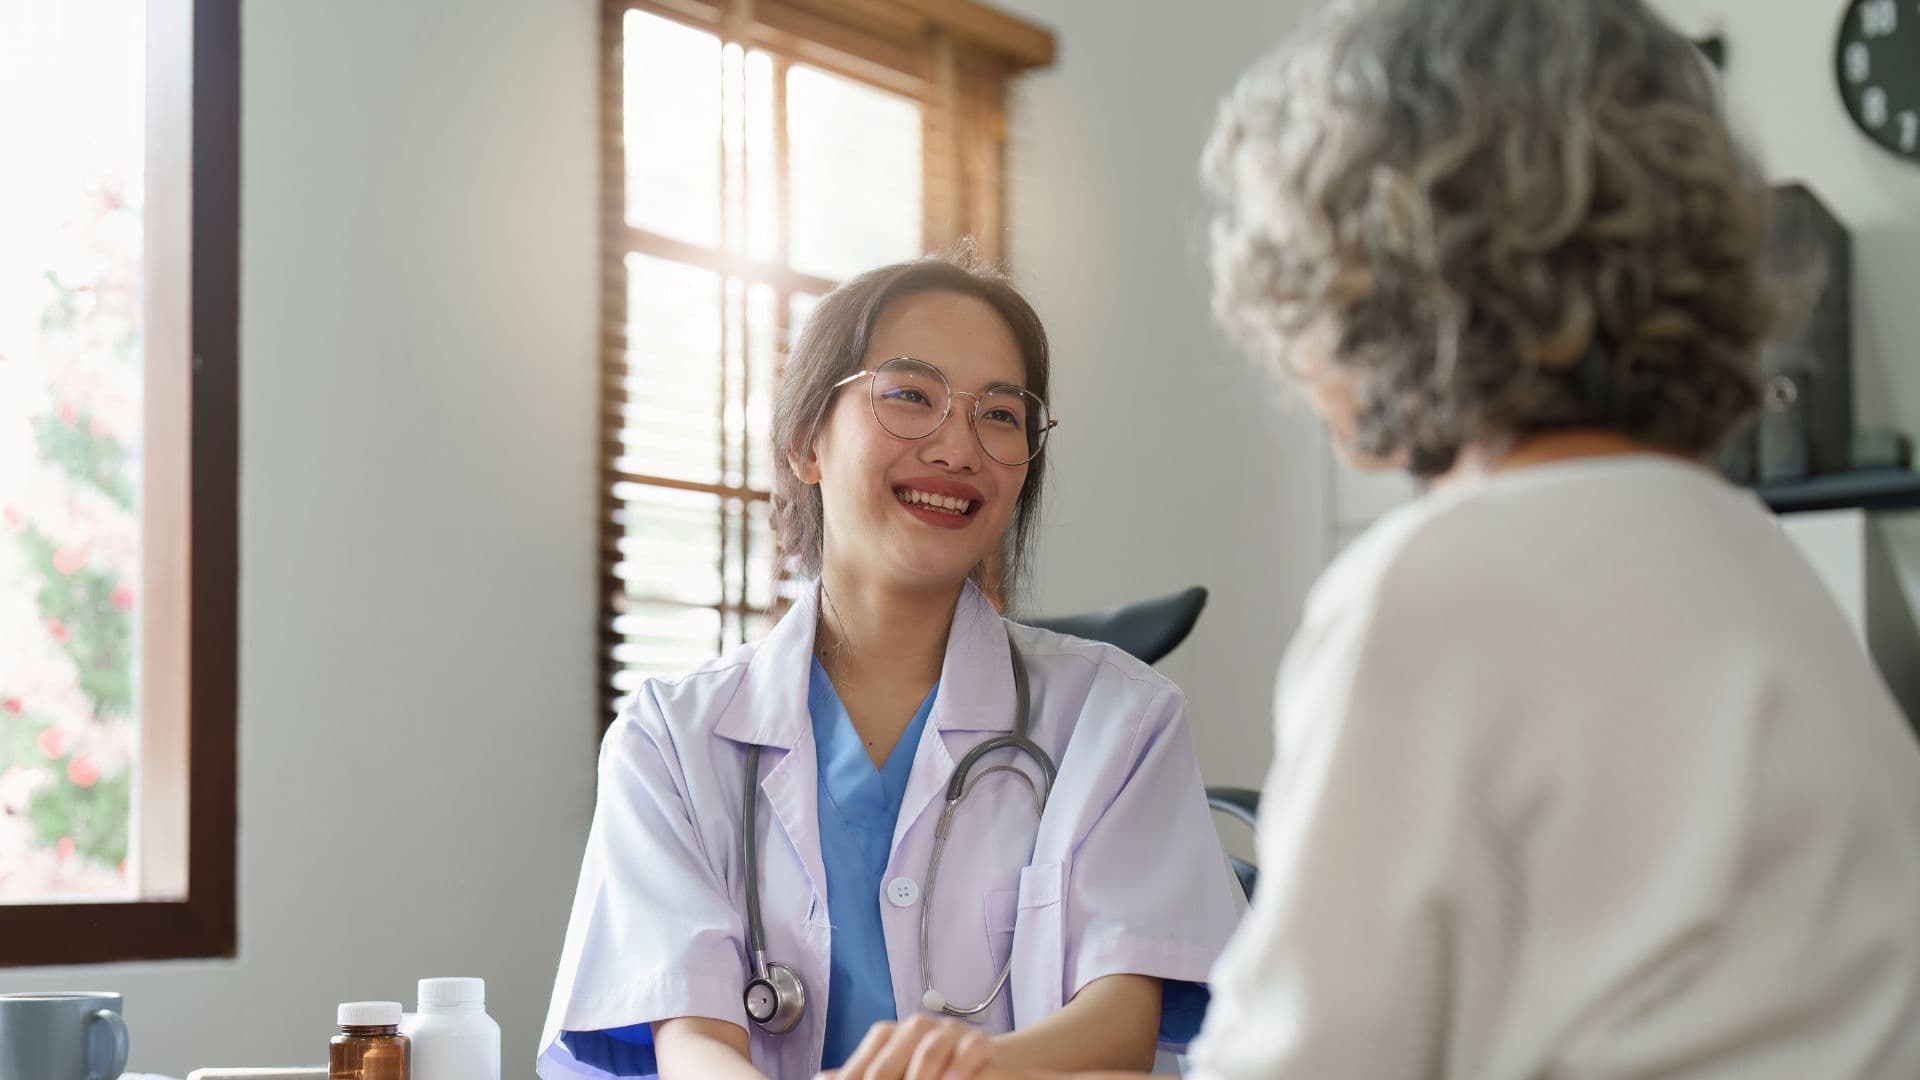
left=815, top=1015, right=1007, bottom=1080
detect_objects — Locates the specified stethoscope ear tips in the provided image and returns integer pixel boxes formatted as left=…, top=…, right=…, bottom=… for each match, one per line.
left=921, top=988, right=948, bottom=1014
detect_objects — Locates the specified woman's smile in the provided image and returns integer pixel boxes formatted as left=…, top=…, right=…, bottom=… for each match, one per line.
left=892, top=478, right=984, bottom=530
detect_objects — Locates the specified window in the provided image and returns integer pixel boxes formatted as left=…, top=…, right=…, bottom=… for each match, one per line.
left=598, top=0, right=1053, bottom=711
left=0, top=0, right=238, bottom=966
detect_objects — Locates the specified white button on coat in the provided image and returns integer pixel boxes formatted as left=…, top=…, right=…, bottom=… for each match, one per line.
left=885, top=877, right=919, bottom=907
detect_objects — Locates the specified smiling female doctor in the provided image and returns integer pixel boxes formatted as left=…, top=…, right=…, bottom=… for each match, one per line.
left=537, top=254, right=1242, bottom=1080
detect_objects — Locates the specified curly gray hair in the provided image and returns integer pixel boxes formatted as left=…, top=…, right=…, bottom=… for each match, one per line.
left=1205, top=0, right=1778, bottom=475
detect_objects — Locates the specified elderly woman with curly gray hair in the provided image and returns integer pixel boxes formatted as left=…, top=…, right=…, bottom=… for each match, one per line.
left=1186, top=0, right=1920, bottom=1070
left=818, top=1, right=1920, bottom=1078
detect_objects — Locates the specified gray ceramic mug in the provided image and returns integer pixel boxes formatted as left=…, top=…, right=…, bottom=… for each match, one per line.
left=0, top=991, right=129, bottom=1080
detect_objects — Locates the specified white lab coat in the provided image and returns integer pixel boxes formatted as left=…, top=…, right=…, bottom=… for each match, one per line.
left=540, top=581, right=1242, bottom=1078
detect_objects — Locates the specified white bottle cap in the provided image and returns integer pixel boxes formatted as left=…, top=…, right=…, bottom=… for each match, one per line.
left=418, top=976, right=486, bottom=1007
left=338, top=1001, right=403, bottom=1027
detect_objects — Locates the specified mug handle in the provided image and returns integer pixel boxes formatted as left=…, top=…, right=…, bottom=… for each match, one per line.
left=86, top=1008, right=130, bottom=1080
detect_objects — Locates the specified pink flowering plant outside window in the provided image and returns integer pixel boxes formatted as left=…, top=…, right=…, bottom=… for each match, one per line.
left=0, top=2, right=144, bottom=903
left=0, top=0, right=235, bottom=966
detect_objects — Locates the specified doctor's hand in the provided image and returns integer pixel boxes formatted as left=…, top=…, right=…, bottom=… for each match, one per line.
left=817, top=1015, right=1003, bottom=1080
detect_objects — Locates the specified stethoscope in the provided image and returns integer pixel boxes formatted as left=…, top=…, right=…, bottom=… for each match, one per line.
left=740, top=629, right=1059, bottom=1034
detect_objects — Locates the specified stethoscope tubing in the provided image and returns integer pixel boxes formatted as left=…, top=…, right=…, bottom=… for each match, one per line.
left=742, top=628, right=1058, bottom=1030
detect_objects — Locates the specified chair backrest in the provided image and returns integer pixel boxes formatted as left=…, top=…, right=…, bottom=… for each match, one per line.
left=1207, top=787, right=1261, bottom=901
left=1024, top=586, right=1208, bottom=665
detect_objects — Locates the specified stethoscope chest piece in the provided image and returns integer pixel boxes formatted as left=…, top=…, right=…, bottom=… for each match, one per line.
left=744, top=958, right=806, bottom=1033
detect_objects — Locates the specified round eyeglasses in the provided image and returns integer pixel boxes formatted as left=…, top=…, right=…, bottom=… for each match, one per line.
left=830, top=356, right=1057, bottom=467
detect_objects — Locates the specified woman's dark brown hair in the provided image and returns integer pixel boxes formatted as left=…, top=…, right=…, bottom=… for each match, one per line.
left=770, top=249, right=1051, bottom=607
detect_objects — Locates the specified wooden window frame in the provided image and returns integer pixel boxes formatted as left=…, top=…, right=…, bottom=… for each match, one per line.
left=597, top=0, right=1052, bottom=719
left=1, top=0, right=239, bottom=968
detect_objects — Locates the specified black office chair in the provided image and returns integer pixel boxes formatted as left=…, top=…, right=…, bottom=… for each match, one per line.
left=1025, top=585, right=1209, bottom=666
left=1207, top=787, right=1261, bottom=901
left=1026, top=586, right=1260, bottom=901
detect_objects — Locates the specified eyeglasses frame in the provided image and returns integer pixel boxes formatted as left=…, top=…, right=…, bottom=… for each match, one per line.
left=827, top=356, right=1059, bottom=467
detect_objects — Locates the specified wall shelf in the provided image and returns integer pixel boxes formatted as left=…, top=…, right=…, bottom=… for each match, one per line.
left=1754, top=468, right=1920, bottom=514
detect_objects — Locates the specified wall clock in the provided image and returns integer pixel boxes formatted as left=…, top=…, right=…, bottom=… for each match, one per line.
left=1836, top=0, right=1920, bottom=163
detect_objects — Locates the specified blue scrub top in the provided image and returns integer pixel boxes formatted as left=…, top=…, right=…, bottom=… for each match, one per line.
left=812, top=656, right=938, bottom=1069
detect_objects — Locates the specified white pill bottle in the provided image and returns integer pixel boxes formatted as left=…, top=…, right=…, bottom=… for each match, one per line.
left=399, top=977, right=500, bottom=1080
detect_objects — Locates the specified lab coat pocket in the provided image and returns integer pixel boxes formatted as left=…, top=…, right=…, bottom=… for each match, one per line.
left=984, top=888, right=1018, bottom=972
left=1011, top=859, right=1066, bottom=1023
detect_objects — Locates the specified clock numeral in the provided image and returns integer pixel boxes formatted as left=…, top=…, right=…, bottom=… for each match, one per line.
left=1864, top=86, right=1891, bottom=128
left=1900, top=111, right=1920, bottom=153
left=1862, top=0, right=1899, bottom=37
left=1846, top=41, right=1873, bottom=83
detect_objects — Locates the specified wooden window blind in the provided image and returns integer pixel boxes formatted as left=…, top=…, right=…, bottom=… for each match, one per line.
left=597, top=0, right=1053, bottom=716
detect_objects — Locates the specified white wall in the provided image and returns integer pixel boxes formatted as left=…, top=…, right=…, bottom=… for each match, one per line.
left=0, top=0, right=602, bottom=1074
left=994, top=0, right=1329, bottom=802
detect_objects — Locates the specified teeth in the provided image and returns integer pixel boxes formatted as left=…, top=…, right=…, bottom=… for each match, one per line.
left=898, top=488, right=972, bottom=515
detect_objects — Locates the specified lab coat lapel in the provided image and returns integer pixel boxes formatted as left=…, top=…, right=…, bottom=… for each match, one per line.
left=716, top=586, right=829, bottom=910
left=892, top=581, right=1019, bottom=852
